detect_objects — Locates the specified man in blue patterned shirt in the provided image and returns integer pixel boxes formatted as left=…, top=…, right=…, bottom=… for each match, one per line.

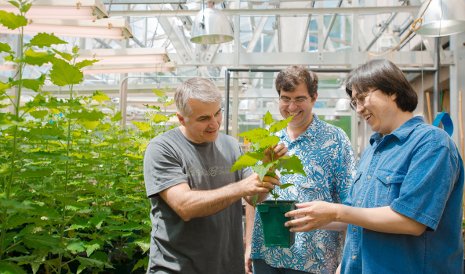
left=245, top=66, right=356, bottom=274
left=285, top=59, right=464, bottom=273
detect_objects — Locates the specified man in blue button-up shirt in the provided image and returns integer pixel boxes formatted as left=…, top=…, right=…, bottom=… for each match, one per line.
left=285, top=59, right=464, bottom=274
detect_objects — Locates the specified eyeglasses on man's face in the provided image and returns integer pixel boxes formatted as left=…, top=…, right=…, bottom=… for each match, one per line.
left=279, top=96, right=309, bottom=105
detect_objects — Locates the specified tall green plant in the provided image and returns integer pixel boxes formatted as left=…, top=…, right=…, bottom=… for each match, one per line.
left=231, top=111, right=306, bottom=202
left=0, top=1, right=172, bottom=272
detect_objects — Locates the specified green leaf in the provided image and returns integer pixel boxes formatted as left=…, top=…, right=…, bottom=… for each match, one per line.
left=67, top=241, right=86, bottom=254
left=0, top=42, right=13, bottom=53
left=50, top=58, right=83, bottom=86
left=269, top=115, right=293, bottom=133
left=0, top=10, right=27, bottom=30
left=0, top=81, right=12, bottom=92
left=24, top=48, right=52, bottom=66
left=279, top=183, right=294, bottom=190
left=135, top=240, right=150, bottom=253
left=0, top=262, right=27, bottom=274
left=20, top=2, right=32, bottom=13
left=111, top=111, right=122, bottom=122
left=76, top=256, right=107, bottom=268
left=80, top=120, right=100, bottom=130
left=76, top=59, right=99, bottom=69
left=152, top=113, right=169, bottom=123
left=67, top=109, right=105, bottom=121
left=257, top=135, right=280, bottom=149
left=52, top=48, right=73, bottom=61
left=239, top=128, right=269, bottom=143
left=152, top=88, right=166, bottom=97
left=15, top=74, right=45, bottom=92
left=252, top=162, right=274, bottom=181
left=132, top=121, right=151, bottom=132
left=92, top=91, right=110, bottom=103
left=263, top=111, right=274, bottom=125
left=133, top=258, right=148, bottom=272
left=29, top=110, right=48, bottom=119
left=230, top=153, right=260, bottom=172
left=7, top=1, right=20, bottom=9
left=29, top=33, right=67, bottom=48
left=278, top=155, right=306, bottom=176
left=23, top=234, right=60, bottom=250
left=85, top=243, right=100, bottom=257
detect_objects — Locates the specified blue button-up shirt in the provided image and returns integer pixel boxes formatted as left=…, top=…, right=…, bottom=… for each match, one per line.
left=251, top=115, right=355, bottom=274
left=341, top=116, right=464, bottom=274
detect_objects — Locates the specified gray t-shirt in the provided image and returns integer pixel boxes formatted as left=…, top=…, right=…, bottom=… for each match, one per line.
left=144, top=128, right=251, bottom=274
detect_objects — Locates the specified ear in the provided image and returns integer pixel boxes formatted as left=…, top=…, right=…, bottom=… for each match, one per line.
left=177, top=113, right=186, bottom=126
left=311, top=93, right=318, bottom=102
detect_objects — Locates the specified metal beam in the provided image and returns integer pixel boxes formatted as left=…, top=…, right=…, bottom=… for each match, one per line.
left=103, top=0, right=186, bottom=4
left=168, top=51, right=453, bottom=68
left=109, top=5, right=420, bottom=17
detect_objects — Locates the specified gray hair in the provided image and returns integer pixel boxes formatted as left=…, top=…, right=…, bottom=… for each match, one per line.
left=174, top=77, right=223, bottom=116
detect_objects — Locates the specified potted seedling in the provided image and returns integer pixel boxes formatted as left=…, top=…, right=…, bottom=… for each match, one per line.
left=231, top=111, right=306, bottom=247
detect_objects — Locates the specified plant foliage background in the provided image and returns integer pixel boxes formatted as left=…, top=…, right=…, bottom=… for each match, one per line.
left=0, top=1, right=174, bottom=272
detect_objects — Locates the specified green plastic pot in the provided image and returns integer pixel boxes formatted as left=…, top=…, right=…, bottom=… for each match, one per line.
left=256, top=200, right=296, bottom=247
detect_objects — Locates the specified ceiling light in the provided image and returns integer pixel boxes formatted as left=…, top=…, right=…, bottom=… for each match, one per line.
left=0, top=0, right=108, bottom=20
left=190, top=1, right=234, bottom=44
left=78, top=48, right=174, bottom=74
left=0, top=18, right=132, bottom=40
left=415, top=0, right=465, bottom=37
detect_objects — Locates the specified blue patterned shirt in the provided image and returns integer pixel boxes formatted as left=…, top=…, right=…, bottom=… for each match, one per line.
left=251, top=114, right=356, bottom=274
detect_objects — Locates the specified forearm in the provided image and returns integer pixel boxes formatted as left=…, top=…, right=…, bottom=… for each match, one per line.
left=161, top=182, right=244, bottom=221
left=336, top=205, right=426, bottom=235
left=323, top=221, right=347, bottom=231
left=244, top=203, right=255, bottom=246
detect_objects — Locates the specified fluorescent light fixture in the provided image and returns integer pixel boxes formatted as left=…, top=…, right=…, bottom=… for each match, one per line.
left=78, top=48, right=174, bottom=74
left=0, top=63, right=15, bottom=71
left=80, top=62, right=175, bottom=74
left=0, top=0, right=108, bottom=20
left=0, top=18, right=132, bottom=40
left=415, top=0, right=465, bottom=37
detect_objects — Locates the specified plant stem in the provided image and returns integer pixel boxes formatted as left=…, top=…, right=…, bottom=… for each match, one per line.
left=0, top=18, right=25, bottom=260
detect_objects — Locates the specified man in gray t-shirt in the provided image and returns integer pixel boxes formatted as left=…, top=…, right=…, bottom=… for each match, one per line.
left=143, top=77, right=284, bottom=274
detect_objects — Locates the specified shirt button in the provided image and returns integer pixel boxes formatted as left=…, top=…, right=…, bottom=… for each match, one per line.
left=367, top=175, right=371, bottom=179
left=352, top=255, right=357, bottom=260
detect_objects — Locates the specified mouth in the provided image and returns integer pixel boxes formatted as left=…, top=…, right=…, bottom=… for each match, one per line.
left=364, top=114, right=372, bottom=121
left=288, top=111, right=301, bottom=117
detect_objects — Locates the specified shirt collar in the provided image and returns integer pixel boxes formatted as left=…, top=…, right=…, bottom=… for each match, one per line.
left=370, top=116, right=424, bottom=145
left=277, top=114, right=320, bottom=142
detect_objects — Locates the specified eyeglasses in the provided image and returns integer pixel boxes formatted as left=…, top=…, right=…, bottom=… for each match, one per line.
left=279, top=96, right=309, bottom=105
left=350, top=92, right=370, bottom=110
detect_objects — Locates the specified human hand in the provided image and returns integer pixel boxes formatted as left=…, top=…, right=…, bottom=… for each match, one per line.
left=240, top=173, right=280, bottom=197
left=284, top=201, right=338, bottom=232
left=263, top=143, right=288, bottom=163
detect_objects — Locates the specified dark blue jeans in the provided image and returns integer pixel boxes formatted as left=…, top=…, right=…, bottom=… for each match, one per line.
left=252, top=259, right=312, bottom=274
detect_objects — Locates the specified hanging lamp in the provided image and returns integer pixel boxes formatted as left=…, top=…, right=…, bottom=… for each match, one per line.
left=190, top=1, right=234, bottom=44
left=414, top=0, right=465, bottom=37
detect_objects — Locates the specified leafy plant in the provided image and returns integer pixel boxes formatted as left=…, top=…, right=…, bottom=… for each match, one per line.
left=231, top=111, right=306, bottom=202
left=0, top=1, right=174, bottom=272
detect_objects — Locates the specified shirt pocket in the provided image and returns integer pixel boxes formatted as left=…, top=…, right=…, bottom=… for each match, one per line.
left=373, top=170, right=404, bottom=207
left=347, top=172, right=363, bottom=206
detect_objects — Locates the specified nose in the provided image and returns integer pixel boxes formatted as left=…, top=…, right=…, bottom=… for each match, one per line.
left=355, top=102, right=365, bottom=114
left=208, top=115, right=221, bottom=129
left=287, top=101, right=299, bottom=110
